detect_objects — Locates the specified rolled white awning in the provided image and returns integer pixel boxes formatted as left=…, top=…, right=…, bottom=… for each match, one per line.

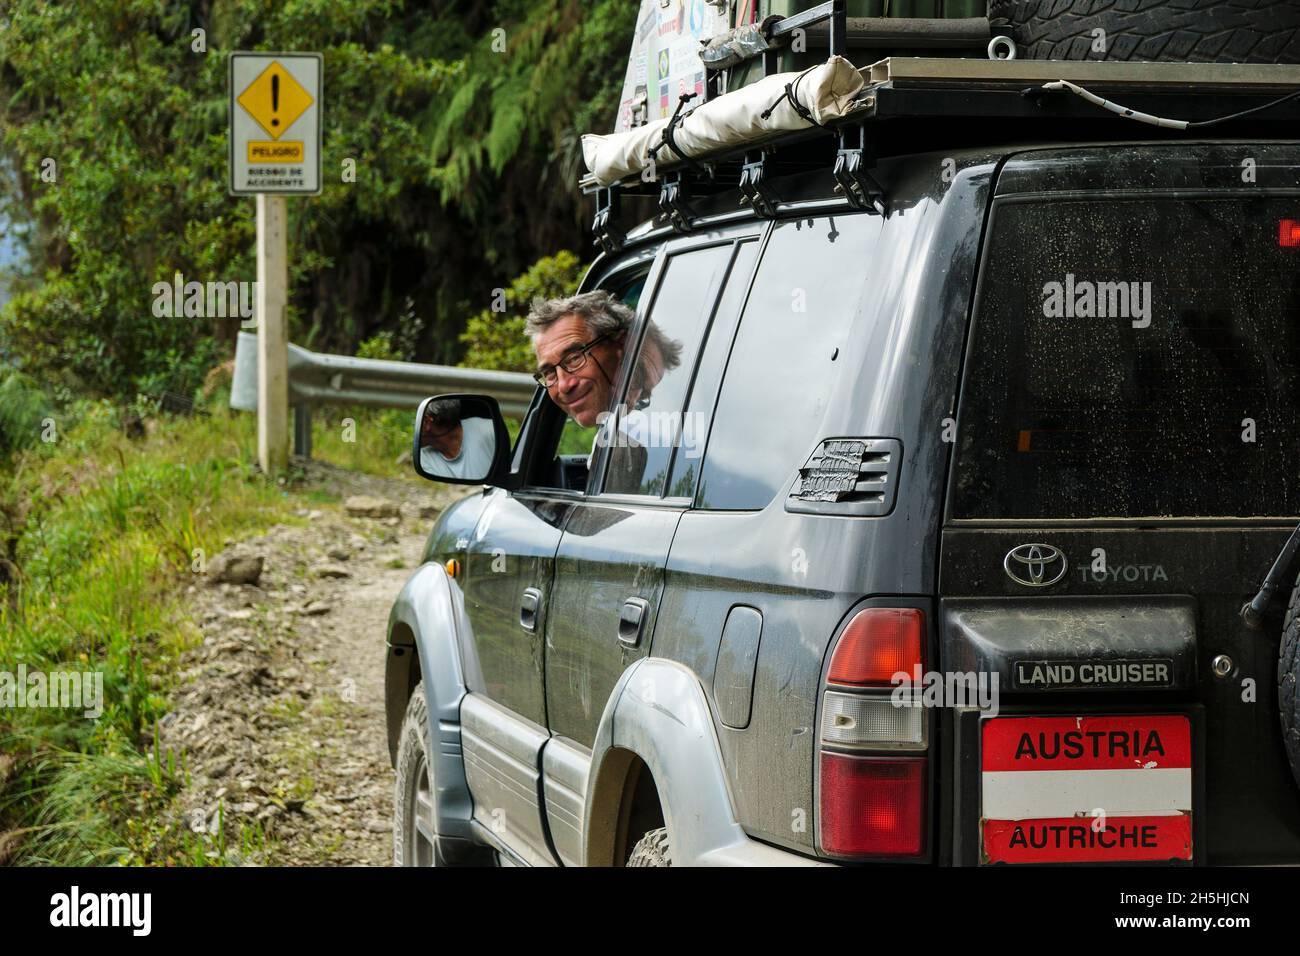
left=581, top=56, right=866, bottom=188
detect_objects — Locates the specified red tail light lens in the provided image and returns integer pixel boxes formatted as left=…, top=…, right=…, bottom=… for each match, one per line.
left=1280, top=219, right=1300, bottom=247
left=819, top=754, right=925, bottom=857
left=827, top=608, right=924, bottom=686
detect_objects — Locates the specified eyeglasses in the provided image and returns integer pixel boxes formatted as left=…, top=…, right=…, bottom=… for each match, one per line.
left=533, top=331, right=616, bottom=388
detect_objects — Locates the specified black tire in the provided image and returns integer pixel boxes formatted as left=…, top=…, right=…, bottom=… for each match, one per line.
left=1280, top=578, right=1300, bottom=791
left=393, top=681, right=492, bottom=867
left=626, top=827, right=673, bottom=867
left=990, top=0, right=1300, bottom=64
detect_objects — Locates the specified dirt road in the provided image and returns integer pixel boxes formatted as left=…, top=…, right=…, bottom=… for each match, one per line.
left=159, top=461, right=464, bottom=866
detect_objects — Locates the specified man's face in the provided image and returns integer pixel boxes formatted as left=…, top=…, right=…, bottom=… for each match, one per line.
left=422, top=416, right=464, bottom=459
left=533, top=314, right=624, bottom=427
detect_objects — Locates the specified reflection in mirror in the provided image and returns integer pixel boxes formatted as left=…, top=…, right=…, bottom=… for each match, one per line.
left=418, top=396, right=498, bottom=481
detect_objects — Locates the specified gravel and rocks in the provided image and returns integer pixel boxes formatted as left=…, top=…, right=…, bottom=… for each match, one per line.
left=158, top=460, right=470, bottom=866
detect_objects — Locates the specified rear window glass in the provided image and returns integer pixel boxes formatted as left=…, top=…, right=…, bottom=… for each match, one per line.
left=697, top=214, right=877, bottom=510
left=953, top=197, right=1300, bottom=519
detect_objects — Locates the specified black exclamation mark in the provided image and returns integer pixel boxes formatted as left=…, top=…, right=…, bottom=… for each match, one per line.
left=271, top=74, right=280, bottom=128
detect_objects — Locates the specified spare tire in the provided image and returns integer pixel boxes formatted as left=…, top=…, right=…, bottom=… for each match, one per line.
left=990, top=0, right=1300, bottom=64
left=1282, top=576, right=1300, bottom=791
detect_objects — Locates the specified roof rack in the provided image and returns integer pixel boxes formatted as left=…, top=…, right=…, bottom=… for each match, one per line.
left=585, top=49, right=1300, bottom=250
left=699, top=0, right=992, bottom=90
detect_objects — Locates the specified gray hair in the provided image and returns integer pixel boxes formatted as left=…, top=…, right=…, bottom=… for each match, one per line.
left=525, top=290, right=635, bottom=344
left=638, top=319, right=683, bottom=373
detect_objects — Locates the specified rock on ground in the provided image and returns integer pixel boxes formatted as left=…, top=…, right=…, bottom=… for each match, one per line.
left=205, top=549, right=265, bottom=586
left=343, top=495, right=401, bottom=519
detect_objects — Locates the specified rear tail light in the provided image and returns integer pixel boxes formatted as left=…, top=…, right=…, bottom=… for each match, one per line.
left=1280, top=219, right=1300, bottom=247
left=819, top=754, right=926, bottom=856
left=818, top=606, right=928, bottom=859
left=827, top=607, right=923, bottom=686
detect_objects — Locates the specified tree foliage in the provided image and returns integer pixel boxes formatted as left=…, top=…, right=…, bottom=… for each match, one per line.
left=0, top=0, right=635, bottom=402
left=458, top=248, right=585, bottom=373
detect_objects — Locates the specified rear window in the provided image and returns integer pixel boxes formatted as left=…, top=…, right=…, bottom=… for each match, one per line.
left=697, top=214, right=877, bottom=511
left=953, top=196, right=1300, bottom=519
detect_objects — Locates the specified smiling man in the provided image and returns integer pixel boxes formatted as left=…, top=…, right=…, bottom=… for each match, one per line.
left=525, top=291, right=634, bottom=427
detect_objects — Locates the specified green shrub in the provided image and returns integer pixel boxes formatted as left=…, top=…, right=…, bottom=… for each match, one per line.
left=459, top=250, right=586, bottom=372
left=0, top=368, right=51, bottom=458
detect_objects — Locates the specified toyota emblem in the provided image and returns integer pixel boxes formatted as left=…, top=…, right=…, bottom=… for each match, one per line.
left=1004, top=543, right=1068, bottom=587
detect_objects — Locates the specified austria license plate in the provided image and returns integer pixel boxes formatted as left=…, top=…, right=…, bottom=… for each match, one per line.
left=981, top=714, right=1192, bottom=864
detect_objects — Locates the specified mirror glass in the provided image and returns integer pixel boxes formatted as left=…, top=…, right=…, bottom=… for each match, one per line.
left=417, top=396, right=498, bottom=481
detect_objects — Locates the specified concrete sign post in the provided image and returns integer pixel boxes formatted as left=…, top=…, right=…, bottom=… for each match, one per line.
left=229, top=52, right=322, bottom=474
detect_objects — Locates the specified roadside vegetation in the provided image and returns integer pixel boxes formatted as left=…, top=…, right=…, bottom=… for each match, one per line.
left=0, top=1, right=628, bottom=864
left=0, top=1, right=635, bottom=404
left=0, top=390, right=296, bottom=865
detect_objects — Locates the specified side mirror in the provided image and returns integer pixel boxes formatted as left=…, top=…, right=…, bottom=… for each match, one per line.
left=412, top=394, right=511, bottom=486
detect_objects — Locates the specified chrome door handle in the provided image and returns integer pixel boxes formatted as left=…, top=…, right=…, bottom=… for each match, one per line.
left=618, top=598, right=650, bottom=648
left=520, top=587, right=542, bottom=633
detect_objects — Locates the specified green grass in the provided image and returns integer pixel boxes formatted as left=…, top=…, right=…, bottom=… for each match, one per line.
left=310, top=406, right=416, bottom=480
left=0, top=402, right=296, bottom=865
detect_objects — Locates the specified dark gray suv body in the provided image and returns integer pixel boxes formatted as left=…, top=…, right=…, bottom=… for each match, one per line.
left=385, top=137, right=1300, bottom=866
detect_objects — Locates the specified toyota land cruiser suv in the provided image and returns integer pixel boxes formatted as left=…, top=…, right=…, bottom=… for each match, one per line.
left=383, top=53, right=1300, bottom=866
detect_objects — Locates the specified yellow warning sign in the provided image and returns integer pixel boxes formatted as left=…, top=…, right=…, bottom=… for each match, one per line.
left=248, top=141, right=304, bottom=163
left=236, top=62, right=313, bottom=140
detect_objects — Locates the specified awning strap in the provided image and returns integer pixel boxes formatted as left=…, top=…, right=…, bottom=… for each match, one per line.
left=652, top=92, right=708, bottom=174
left=761, top=66, right=823, bottom=127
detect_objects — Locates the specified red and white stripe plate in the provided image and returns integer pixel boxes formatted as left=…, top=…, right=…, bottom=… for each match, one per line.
left=981, top=714, right=1192, bottom=863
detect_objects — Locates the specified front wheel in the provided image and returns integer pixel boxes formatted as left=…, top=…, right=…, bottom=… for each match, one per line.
left=626, top=827, right=673, bottom=867
left=393, top=681, right=491, bottom=866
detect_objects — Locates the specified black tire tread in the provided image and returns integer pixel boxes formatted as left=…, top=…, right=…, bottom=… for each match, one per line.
left=626, top=826, right=673, bottom=867
left=990, top=0, right=1300, bottom=64
left=1280, top=578, right=1300, bottom=790
left=392, top=681, right=428, bottom=866
left=393, top=681, right=491, bottom=867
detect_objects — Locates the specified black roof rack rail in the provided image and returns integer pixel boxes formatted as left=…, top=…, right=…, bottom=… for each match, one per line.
left=765, top=0, right=848, bottom=65
left=700, top=2, right=992, bottom=86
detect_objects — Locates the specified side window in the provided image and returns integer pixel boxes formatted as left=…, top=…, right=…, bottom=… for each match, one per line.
left=697, top=214, right=878, bottom=511
left=664, top=240, right=760, bottom=499
left=600, top=244, right=734, bottom=497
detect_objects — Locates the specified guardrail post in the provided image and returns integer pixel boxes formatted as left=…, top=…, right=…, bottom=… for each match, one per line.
left=293, top=404, right=312, bottom=459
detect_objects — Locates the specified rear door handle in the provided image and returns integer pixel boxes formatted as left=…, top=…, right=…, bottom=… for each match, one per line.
left=618, top=598, right=651, bottom=648
left=520, top=587, right=542, bottom=633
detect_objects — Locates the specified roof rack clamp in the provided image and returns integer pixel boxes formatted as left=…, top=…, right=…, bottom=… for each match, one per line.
left=833, top=125, right=885, bottom=214
left=592, top=186, right=626, bottom=254
left=738, top=150, right=780, bottom=218
left=659, top=172, right=696, bottom=233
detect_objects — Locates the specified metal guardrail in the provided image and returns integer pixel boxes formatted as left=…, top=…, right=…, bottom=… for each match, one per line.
left=230, top=331, right=536, bottom=457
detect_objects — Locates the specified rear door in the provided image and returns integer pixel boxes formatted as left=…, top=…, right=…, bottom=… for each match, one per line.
left=943, top=143, right=1300, bottom=865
